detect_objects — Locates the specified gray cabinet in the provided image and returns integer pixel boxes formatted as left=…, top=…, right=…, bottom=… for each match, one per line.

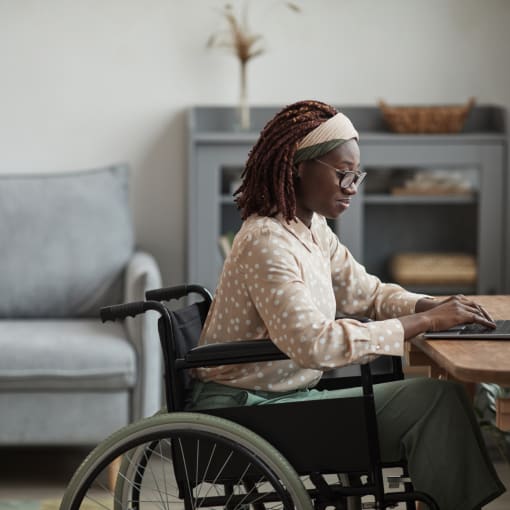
left=188, top=106, right=508, bottom=295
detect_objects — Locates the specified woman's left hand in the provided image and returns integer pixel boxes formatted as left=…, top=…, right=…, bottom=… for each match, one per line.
left=415, top=295, right=494, bottom=323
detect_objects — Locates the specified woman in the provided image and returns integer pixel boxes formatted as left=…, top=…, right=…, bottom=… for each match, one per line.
left=189, top=100, right=505, bottom=509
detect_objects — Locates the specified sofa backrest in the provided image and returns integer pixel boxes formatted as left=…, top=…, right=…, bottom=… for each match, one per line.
left=0, top=164, right=134, bottom=318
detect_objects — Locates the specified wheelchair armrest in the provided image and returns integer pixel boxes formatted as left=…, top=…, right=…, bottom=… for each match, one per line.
left=179, top=339, right=289, bottom=369
left=180, top=339, right=379, bottom=400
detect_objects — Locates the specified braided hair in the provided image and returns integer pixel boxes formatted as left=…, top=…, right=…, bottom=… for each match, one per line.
left=234, top=100, right=338, bottom=222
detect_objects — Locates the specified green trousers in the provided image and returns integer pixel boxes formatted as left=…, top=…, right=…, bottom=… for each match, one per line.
left=188, top=377, right=505, bottom=510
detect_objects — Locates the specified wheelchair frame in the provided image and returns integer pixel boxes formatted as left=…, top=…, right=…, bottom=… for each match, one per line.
left=59, top=284, right=439, bottom=510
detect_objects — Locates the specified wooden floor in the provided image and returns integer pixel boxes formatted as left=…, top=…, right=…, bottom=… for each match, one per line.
left=0, top=444, right=508, bottom=508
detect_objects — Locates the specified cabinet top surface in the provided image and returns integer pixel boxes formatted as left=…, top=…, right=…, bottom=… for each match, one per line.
left=191, top=131, right=506, bottom=145
left=189, top=105, right=507, bottom=141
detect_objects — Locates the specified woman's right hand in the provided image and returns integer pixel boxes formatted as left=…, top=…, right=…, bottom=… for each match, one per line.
left=399, top=295, right=496, bottom=340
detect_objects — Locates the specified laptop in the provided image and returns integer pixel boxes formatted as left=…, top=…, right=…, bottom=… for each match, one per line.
left=424, top=320, right=510, bottom=340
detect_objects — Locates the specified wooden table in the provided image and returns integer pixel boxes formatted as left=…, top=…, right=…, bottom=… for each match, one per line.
left=407, top=295, right=510, bottom=430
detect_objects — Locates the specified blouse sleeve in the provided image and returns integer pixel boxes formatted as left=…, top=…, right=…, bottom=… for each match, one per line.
left=327, top=225, right=427, bottom=321
left=236, top=224, right=411, bottom=370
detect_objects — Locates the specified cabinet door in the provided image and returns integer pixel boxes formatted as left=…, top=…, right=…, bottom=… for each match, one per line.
left=337, top=141, right=505, bottom=294
left=190, top=144, right=250, bottom=292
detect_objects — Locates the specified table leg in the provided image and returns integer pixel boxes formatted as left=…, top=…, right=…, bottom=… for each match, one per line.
left=108, top=456, right=121, bottom=491
left=405, top=343, right=475, bottom=398
left=405, top=346, right=447, bottom=379
left=496, top=398, right=510, bottom=432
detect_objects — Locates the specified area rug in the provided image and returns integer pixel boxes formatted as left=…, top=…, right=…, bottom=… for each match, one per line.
left=0, top=503, right=38, bottom=510
left=0, top=500, right=111, bottom=510
left=0, top=503, right=41, bottom=510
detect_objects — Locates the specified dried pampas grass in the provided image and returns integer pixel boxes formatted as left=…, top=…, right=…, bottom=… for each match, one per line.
left=207, top=1, right=301, bottom=129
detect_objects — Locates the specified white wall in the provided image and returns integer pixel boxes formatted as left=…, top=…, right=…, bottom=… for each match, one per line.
left=1, top=0, right=509, bottom=285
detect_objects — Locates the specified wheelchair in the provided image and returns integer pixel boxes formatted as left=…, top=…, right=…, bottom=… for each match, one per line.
left=59, top=284, right=439, bottom=510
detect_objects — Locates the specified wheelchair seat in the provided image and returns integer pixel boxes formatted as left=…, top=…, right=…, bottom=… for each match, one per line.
left=59, top=284, right=439, bottom=510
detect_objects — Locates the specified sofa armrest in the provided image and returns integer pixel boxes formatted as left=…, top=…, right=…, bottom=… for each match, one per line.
left=123, top=251, right=163, bottom=420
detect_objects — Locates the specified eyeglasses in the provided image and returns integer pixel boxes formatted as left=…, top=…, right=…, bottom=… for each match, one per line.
left=314, top=159, right=367, bottom=189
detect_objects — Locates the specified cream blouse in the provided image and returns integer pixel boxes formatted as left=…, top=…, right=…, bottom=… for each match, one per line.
left=196, top=213, right=425, bottom=392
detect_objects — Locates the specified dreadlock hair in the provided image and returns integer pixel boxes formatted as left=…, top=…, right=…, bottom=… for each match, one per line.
left=234, top=100, right=338, bottom=222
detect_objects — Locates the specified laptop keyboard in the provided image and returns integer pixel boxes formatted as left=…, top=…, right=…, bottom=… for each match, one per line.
left=460, top=320, right=510, bottom=335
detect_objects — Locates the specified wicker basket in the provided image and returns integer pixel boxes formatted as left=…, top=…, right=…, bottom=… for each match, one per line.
left=390, top=252, right=477, bottom=286
left=379, top=98, right=475, bottom=134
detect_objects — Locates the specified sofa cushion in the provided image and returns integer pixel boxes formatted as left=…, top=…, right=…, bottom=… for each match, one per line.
left=0, top=320, right=136, bottom=390
left=0, top=164, right=134, bottom=318
left=0, top=391, right=130, bottom=444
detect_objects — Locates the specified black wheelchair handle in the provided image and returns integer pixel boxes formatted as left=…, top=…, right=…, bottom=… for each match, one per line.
left=145, top=284, right=212, bottom=304
left=100, top=301, right=148, bottom=322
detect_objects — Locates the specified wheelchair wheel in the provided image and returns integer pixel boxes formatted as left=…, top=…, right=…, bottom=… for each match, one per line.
left=60, top=412, right=313, bottom=510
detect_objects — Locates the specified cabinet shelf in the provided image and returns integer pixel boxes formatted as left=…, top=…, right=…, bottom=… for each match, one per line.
left=363, top=194, right=477, bottom=205
left=224, top=193, right=477, bottom=206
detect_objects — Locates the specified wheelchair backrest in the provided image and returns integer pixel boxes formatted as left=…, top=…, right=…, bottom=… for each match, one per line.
left=161, top=299, right=210, bottom=411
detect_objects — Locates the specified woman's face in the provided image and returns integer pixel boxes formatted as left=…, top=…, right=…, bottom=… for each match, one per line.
left=294, top=139, right=362, bottom=222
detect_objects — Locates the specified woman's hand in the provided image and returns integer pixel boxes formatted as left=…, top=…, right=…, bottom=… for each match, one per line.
left=400, top=295, right=495, bottom=340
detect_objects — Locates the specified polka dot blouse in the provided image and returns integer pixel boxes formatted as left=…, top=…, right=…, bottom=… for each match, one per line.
left=195, top=213, right=425, bottom=392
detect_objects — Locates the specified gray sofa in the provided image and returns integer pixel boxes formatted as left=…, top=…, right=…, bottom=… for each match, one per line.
left=0, top=164, right=162, bottom=445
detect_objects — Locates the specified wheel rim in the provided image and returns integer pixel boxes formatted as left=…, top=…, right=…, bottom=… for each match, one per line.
left=61, top=413, right=313, bottom=510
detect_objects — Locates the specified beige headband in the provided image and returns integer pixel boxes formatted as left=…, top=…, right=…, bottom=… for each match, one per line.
left=294, top=112, right=359, bottom=163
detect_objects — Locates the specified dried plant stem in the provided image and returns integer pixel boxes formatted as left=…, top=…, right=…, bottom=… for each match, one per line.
left=239, top=60, right=250, bottom=130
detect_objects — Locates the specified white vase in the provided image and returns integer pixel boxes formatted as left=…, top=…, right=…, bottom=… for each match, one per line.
left=238, top=60, right=250, bottom=131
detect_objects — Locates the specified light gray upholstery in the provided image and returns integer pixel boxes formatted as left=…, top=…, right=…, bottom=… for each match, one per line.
left=124, top=251, right=164, bottom=419
left=0, top=392, right=130, bottom=444
left=0, top=165, right=134, bottom=318
left=0, top=165, right=162, bottom=446
left=0, top=320, right=136, bottom=390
